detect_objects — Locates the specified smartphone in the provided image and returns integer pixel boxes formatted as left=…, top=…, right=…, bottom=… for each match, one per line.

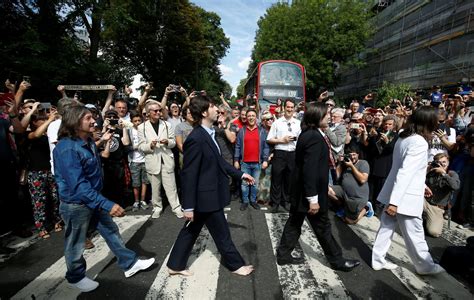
left=109, top=119, right=119, bottom=126
left=23, top=76, right=30, bottom=83
left=40, top=102, right=51, bottom=111
left=350, top=123, right=360, bottom=129
left=327, top=91, right=335, bottom=97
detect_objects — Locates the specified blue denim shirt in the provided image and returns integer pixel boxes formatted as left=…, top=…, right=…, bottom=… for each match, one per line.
left=53, top=137, right=115, bottom=212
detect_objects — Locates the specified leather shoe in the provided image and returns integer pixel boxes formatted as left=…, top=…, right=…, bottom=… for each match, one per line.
left=250, top=202, right=260, bottom=210
left=332, top=259, right=360, bottom=272
left=277, top=255, right=305, bottom=266
left=271, top=205, right=279, bottom=213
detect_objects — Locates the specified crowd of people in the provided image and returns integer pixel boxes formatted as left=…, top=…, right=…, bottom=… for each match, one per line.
left=0, top=77, right=473, bottom=286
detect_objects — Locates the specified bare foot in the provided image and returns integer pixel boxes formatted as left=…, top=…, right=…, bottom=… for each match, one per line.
left=168, top=268, right=194, bottom=276
left=232, top=265, right=254, bottom=276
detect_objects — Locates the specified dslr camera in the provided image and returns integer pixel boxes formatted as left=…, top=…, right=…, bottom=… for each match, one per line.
left=344, top=154, right=351, bottom=162
left=430, top=161, right=441, bottom=169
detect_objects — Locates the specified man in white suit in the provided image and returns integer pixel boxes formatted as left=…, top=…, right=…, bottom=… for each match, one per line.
left=138, top=100, right=183, bottom=219
left=372, top=106, right=445, bottom=275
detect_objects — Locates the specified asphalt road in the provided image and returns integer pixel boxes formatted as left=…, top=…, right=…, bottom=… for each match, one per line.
left=1, top=200, right=473, bottom=299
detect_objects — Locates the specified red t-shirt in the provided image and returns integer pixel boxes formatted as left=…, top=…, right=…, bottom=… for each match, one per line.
left=243, top=126, right=260, bottom=162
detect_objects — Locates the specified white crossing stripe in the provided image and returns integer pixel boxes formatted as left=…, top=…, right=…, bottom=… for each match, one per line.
left=349, top=216, right=472, bottom=299
left=265, top=213, right=349, bottom=299
left=440, top=220, right=474, bottom=246
left=12, top=215, right=149, bottom=300
left=145, top=216, right=225, bottom=299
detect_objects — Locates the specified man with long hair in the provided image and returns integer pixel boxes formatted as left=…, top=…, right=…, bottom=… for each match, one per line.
left=276, top=102, right=360, bottom=271
left=53, top=105, right=154, bottom=292
left=166, top=95, right=256, bottom=276
left=372, top=106, right=445, bottom=275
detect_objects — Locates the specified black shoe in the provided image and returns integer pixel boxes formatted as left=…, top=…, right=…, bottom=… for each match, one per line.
left=240, top=203, right=248, bottom=211
left=277, top=255, right=305, bottom=266
left=331, top=259, right=360, bottom=272
left=271, top=205, right=279, bottom=213
left=250, top=202, right=260, bottom=210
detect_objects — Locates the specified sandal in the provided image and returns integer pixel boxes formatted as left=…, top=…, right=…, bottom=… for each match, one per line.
left=39, top=230, right=50, bottom=239
left=54, top=223, right=63, bottom=232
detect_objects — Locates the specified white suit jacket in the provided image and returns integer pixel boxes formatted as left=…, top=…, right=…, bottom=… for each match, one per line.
left=377, top=134, right=428, bottom=217
left=137, top=120, right=176, bottom=175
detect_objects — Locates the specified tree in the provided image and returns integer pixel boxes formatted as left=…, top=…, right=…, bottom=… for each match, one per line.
left=247, top=0, right=374, bottom=99
left=375, top=81, right=412, bottom=108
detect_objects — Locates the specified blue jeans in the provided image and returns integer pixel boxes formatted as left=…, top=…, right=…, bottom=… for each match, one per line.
left=240, top=162, right=261, bottom=203
left=59, top=202, right=137, bottom=283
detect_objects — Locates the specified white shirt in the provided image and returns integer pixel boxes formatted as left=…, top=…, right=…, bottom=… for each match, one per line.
left=428, top=127, right=456, bottom=162
left=266, top=116, right=301, bottom=152
left=129, top=127, right=146, bottom=163
left=47, top=119, right=61, bottom=174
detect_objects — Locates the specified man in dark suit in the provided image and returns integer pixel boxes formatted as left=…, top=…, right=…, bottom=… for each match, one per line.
left=166, top=95, right=255, bottom=276
left=276, top=102, right=360, bottom=272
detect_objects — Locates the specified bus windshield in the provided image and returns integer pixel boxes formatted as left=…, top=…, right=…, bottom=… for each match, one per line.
left=260, top=62, right=303, bottom=86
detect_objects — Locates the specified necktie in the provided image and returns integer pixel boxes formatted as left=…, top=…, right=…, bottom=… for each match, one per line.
left=323, top=134, right=336, bottom=169
left=210, top=131, right=221, bottom=155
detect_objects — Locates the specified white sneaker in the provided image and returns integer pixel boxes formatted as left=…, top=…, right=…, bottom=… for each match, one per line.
left=151, top=209, right=161, bottom=219
left=69, top=276, right=99, bottom=292
left=373, top=262, right=398, bottom=271
left=132, top=202, right=139, bottom=212
left=140, top=201, right=149, bottom=210
left=124, top=258, right=155, bottom=278
left=417, top=264, right=445, bottom=275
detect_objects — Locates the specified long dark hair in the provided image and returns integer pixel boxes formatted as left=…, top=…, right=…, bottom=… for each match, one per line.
left=301, top=102, right=328, bottom=131
left=399, top=106, right=438, bottom=141
left=58, top=104, right=89, bottom=140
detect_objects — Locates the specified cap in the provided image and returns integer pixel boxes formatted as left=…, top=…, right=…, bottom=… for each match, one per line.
left=104, top=109, right=119, bottom=118
left=85, top=104, right=97, bottom=110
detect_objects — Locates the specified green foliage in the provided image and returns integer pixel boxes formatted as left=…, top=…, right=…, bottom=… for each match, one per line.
left=248, top=0, right=374, bottom=99
left=375, top=81, right=413, bottom=108
left=0, top=0, right=230, bottom=102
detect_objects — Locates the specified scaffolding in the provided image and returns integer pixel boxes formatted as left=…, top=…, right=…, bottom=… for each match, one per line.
left=336, top=0, right=474, bottom=97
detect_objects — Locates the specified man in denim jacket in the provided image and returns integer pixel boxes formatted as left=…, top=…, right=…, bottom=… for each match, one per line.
left=54, top=105, right=154, bottom=293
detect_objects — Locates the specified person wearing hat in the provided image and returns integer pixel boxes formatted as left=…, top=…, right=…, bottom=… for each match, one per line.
left=101, top=109, right=131, bottom=208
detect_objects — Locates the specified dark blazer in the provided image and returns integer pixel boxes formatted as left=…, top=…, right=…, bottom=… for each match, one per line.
left=181, top=125, right=243, bottom=212
left=290, top=129, right=329, bottom=213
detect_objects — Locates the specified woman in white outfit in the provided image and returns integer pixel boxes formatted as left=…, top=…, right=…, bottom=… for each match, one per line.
left=372, top=106, right=445, bottom=275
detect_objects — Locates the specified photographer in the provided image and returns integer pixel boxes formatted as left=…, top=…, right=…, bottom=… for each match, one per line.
left=101, top=110, right=131, bottom=208
left=328, top=146, right=373, bottom=224
left=428, top=109, right=456, bottom=162
left=345, top=113, right=368, bottom=158
left=424, top=153, right=460, bottom=237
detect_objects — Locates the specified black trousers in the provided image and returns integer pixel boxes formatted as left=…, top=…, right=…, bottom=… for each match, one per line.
left=167, top=209, right=245, bottom=271
left=270, top=150, right=295, bottom=206
left=277, top=210, right=344, bottom=267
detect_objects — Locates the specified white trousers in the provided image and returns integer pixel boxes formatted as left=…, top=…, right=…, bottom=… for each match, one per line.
left=372, top=212, right=437, bottom=273
left=148, top=170, right=181, bottom=215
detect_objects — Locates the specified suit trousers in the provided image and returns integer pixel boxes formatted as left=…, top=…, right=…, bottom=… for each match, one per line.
left=148, top=169, right=181, bottom=214
left=167, top=209, right=245, bottom=272
left=372, top=212, right=437, bottom=273
left=270, top=150, right=295, bottom=206
left=277, top=210, right=344, bottom=267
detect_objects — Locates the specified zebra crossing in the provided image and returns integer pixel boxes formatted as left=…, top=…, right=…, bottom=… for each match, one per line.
left=1, top=202, right=473, bottom=300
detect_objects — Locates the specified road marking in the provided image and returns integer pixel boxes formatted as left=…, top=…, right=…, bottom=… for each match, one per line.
left=12, top=215, right=149, bottom=300
left=145, top=215, right=226, bottom=299
left=440, top=220, right=474, bottom=246
left=265, top=213, right=349, bottom=299
left=350, top=216, right=472, bottom=299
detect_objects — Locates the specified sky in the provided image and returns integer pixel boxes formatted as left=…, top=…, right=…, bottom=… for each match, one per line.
left=191, top=0, right=277, bottom=95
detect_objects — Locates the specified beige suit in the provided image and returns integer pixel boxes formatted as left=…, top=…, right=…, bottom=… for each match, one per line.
left=138, top=120, right=182, bottom=217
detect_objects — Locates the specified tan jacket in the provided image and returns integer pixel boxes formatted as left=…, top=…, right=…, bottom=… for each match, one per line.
left=137, top=120, right=176, bottom=175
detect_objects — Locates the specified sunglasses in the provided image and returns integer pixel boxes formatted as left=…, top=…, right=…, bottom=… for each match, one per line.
left=287, top=122, right=292, bottom=132
left=217, top=111, right=225, bottom=115
left=150, top=108, right=162, bottom=113
left=326, top=103, right=335, bottom=107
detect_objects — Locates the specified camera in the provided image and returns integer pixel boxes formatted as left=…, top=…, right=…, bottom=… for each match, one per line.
left=389, top=100, right=397, bottom=109
left=431, top=161, right=440, bottom=168
left=23, top=75, right=30, bottom=83
left=109, top=119, right=119, bottom=126
left=344, top=154, right=351, bottom=162
left=39, top=102, right=51, bottom=112
left=350, top=123, right=360, bottom=130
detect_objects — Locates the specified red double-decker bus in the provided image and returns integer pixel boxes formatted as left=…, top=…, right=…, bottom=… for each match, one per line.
left=244, top=60, right=306, bottom=113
